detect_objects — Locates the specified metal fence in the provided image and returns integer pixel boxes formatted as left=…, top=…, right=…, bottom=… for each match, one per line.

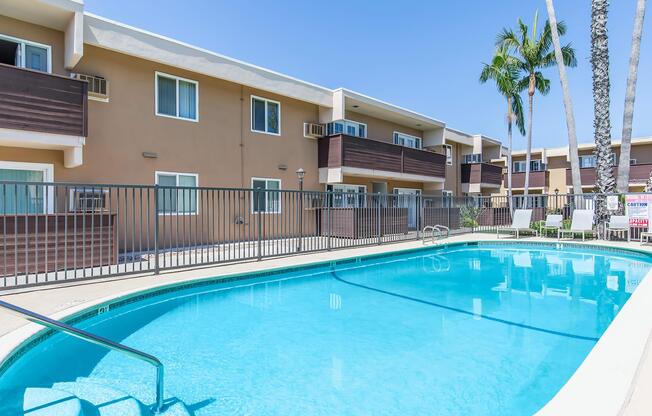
left=0, top=181, right=645, bottom=289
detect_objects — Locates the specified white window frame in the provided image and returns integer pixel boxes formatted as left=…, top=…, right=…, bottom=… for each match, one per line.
left=0, top=161, right=54, bottom=213
left=579, top=155, right=596, bottom=168
left=463, top=154, right=483, bottom=164
left=327, top=120, right=367, bottom=138
left=155, top=171, right=199, bottom=215
left=393, top=131, right=422, bottom=149
left=329, top=184, right=367, bottom=208
left=251, top=95, right=281, bottom=136
left=443, top=144, right=453, bottom=165
left=155, top=72, right=199, bottom=122
left=0, top=33, right=52, bottom=73
left=251, top=177, right=282, bottom=214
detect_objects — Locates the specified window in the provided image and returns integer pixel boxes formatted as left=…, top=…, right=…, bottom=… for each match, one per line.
left=443, top=144, right=453, bottom=165
left=463, top=154, right=482, bottom=164
left=155, top=172, right=198, bottom=214
left=0, top=34, right=51, bottom=72
left=252, top=178, right=281, bottom=213
left=328, top=184, right=367, bottom=208
left=579, top=155, right=596, bottom=168
left=513, top=159, right=545, bottom=172
left=0, top=161, right=54, bottom=214
left=393, top=132, right=422, bottom=149
left=530, top=160, right=544, bottom=171
left=155, top=72, right=198, bottom=121
left=631, top=159, right=637, bottom=165
left=251, top=96, right=280, bottom=135
left=326, top=120, right=367, bottom=138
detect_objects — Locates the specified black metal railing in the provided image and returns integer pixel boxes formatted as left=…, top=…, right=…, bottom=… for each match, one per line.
left=0, top=181, right=646, bottom=289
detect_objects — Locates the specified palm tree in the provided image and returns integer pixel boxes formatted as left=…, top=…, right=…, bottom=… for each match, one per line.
left=479, top=46, right=525, bottom=211
left=498, top=12, right=577, bottom=200
left=545, top=0, right=582, bottom=195
left=591, top=0, right=616, bottom=231
left=616, top=0, right=647, bottom=193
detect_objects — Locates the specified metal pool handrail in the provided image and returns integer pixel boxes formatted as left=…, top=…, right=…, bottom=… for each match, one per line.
left=0, top=300, right=165, bottom=414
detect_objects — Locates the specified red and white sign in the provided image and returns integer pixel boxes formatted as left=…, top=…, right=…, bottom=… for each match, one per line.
left=625, top=194, right=652, bottom=227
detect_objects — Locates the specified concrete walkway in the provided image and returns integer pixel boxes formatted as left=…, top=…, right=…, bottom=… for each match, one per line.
left=2, top=233, right=652, bottom=415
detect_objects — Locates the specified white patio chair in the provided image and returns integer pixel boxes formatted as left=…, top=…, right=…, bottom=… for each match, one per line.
left=640, top=210, right=652, bottom=244
left=540, top=214, right=563, bottom=238
left=605, top=215, right=630, bottom=242
left=496, top=209, right=536, bottom=239
left=558, top=209, right=596, bottom=241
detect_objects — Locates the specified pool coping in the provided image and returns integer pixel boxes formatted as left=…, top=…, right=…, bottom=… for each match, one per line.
left=1, top=237, right=652, bottom=415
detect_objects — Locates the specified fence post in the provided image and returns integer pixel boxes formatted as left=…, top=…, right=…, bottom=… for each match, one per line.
left=447, top=196, right=451, bottom=229
left=257, top=198, right=262, bottom=261
left=415, top=193, right=421, bottom=240
left=377, top=193, right=382, bottom=245
left=327, top=193, right=332, bottom=251
left=153, top=185, right=160, bottom=275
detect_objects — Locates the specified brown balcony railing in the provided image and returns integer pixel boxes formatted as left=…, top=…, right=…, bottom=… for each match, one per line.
left=0, top=63, right=88, bottom=137
left=503, top=170, right=548, bottom=188
left=461, top=162, right=502, bottom=187
left=318, top=134, right=446, bottom=179
left=565, top=163, right=652, bottom=186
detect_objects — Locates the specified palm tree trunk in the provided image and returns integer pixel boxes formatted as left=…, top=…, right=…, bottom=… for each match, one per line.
left=546, top=0, right=582, bottom=195
left=507, top=97, right=513, bottom=214
left=617, top=0, right=647, bottom=193
left=524, top=86, right=534, bottom=206
left=591, top=0, right=616, bottom=234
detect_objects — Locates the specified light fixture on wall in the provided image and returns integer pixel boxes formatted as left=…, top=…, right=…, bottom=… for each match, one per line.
left=142, top=152, right=158, bottom=159
left=278, top=164, right=288, bottom=171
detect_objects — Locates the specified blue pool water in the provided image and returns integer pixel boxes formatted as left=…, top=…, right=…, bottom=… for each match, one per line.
left=1, top=243, right=651, bottom=415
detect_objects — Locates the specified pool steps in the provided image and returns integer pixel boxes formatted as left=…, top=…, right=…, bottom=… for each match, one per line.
left=5, top=378, right=190, bottom=416
left=0, top=387, right=83, bottom=416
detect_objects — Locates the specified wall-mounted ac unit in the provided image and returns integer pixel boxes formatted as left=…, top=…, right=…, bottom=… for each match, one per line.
left=303, top=122, right=325, bottom=139
left=74, top=73, right=109, bottom=101
left=69, top=188, right=109, bottom=212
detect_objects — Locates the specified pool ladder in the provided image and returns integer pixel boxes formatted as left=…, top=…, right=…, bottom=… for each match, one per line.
left=422, top=225, right=450, bottom=244
left=0, top=299, right=165, bottom=414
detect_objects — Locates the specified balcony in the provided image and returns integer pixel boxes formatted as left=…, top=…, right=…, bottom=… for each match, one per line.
left=318, top=134, right=446, bottom=183
left=565, top=164, right=652, bottom=187
left=0, top=64, right=88, bottom=167
left=503, top=170, right=548, bottom=189
left=461, top=162, right=502, bottom=188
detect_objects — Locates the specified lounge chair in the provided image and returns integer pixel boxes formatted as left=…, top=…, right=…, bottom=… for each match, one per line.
left=605, top=215, right=630, bottom=242
left=558, top=209, right=596, bottom=241
left=540, top=214, right=563, bottom=237
left=496, top=209, right=537, bottom=239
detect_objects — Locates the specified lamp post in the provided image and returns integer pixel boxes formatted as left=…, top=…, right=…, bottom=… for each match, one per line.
left=554, top=188, right=560, bottom=212
left=296, top=168, right=305, bottom=252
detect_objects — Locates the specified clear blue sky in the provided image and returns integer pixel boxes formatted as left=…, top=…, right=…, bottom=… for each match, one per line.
left=85, top=0, right=651, bottom=149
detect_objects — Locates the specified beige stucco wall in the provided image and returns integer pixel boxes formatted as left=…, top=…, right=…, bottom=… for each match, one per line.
left=345, top=111, right=422, bottom=144
left=547, top=155, right=567, bottom=193
left=0, top=15, right=68, bottom=76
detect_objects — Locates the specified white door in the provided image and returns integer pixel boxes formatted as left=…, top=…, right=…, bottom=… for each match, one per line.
left=394, top=188, right=421, bottom=229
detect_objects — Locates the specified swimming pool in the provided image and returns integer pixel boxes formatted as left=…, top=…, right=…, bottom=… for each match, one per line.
left=1, top=242, right=651, bottom=415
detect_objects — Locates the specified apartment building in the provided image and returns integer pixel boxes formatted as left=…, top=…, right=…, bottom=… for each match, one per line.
left=493, top=137, right=652, bottom=195
left=0, top=0, right=501, bottom=214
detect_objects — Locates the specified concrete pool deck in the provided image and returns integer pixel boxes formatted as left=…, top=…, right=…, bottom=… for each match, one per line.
left=1, top=233, right=652, bottom=415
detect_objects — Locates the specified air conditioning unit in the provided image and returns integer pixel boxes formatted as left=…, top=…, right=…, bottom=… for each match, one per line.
left=69, top=188, right=109, bottom=212
left=74, top=73, right=109, bottom=101
left=303, top=122, right=325, bottom=139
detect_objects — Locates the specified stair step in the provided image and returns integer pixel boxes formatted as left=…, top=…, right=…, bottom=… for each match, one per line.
left=53, top=380, right=146, bottom=416
left=76, top=377, right=191, bottom=416
left=0, top=387, right=83, bottom=416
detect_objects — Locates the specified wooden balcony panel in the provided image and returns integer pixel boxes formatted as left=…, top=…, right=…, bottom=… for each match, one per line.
left=0, top=64, right=88, bottom=137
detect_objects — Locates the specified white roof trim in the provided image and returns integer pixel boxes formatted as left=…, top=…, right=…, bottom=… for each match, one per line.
left=339, top=88, right=445, bottom=129
left=82, top=13, right=334, bottom=107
